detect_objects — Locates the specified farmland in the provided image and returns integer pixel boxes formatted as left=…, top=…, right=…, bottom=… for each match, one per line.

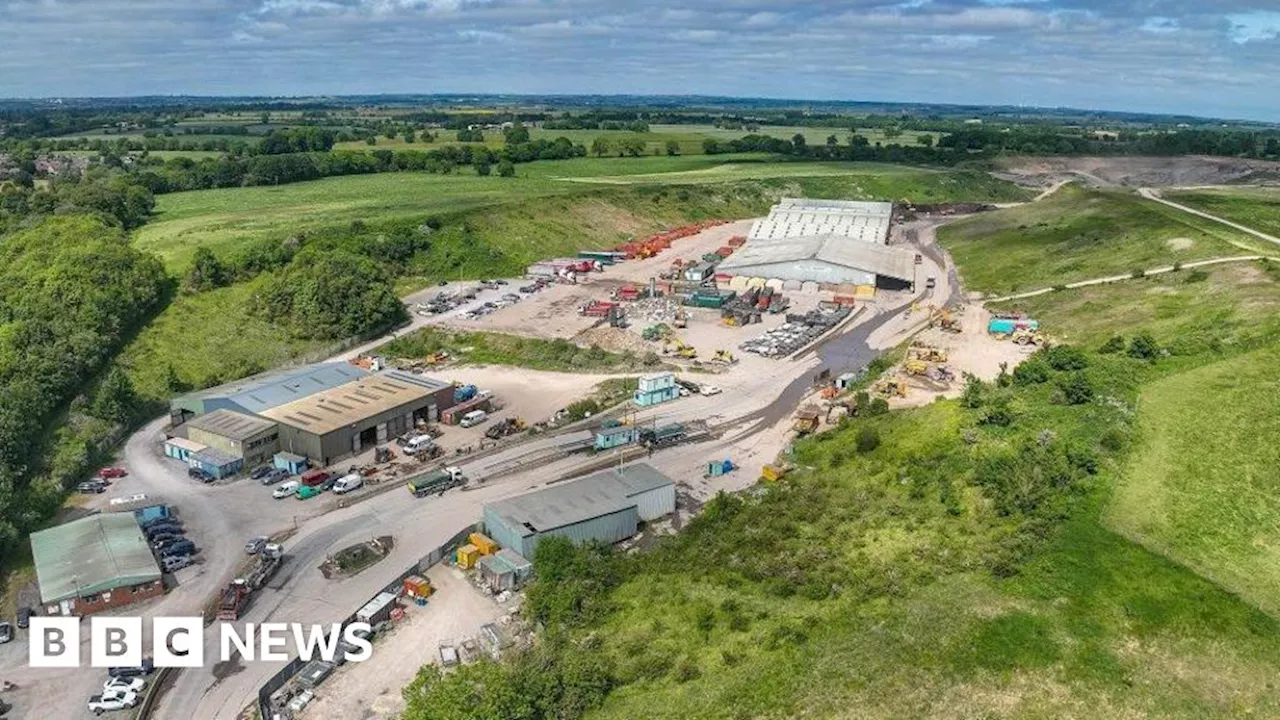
left=938, top=184, right=1255, bottom=295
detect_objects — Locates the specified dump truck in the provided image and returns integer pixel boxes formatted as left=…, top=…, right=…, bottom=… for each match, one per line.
left=408, top=467, right=465, bottom=498
left=793, top=405, right=821, bottom=435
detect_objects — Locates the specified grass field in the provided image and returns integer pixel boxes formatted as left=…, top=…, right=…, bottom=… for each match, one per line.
left=136, top=157, right=1028, bottom=273
left=938, top=184, right=1256, bottom=295
left=1168, top=187, right=1280, bottom=238
left=1010, top=259, right=1280, bottom=350
left=1107, top=343, right=1280, bottom=616
left=379, top=327, right=663, bottom=373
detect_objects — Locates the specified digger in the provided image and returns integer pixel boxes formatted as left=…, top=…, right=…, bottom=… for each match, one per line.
left=903, top=359, right=931, bottom=376
left=908, top=343, right=948, bottom=363
left=661, top=339, right=698, bottom=359
left=1011, top=329, right=1047, bottom=346
left=712, top=349, right=738, bottom=365
left=873, top=376, right=908, bottom=398
left=929, top=306, right=963, bottom=334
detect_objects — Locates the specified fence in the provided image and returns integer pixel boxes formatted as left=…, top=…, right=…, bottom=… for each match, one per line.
left=256, top=521, right=483, bottom=720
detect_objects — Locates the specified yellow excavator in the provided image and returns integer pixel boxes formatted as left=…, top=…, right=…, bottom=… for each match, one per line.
left=929, top=306, right=963, bottom=334
left=903, top=359, right=931, bottom=376
left=662, top=339, right=698, bottom=359
left=873, top=376, right=908, bottom=398
left=1011, top=329, right=1047, bottom=346
left=908, top=343, right=948, bottom=363
left=712, top=349, right=738, bottom=365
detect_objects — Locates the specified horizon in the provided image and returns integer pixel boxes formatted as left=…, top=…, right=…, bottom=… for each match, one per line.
left=3, top=1, right=1279, bottom=123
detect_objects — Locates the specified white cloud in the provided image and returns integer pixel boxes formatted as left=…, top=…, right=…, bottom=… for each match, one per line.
left=1228, top=10, right=1280, bottom=43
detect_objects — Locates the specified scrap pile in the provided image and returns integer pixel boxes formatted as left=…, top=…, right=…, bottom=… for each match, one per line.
left=614, top=220, right=728, bottom=260
left=738, top=303, right=851, bottom=358
left=629, top=297, right=682, bottom=323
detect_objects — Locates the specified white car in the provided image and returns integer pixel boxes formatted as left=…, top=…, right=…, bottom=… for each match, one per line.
left=88, top=690, right=138, bottom=714
left=104, top=677, right=146, bottom=693
left=700, top=385, right=722, bottom=396
left=272, top=480, right=300, bottom=499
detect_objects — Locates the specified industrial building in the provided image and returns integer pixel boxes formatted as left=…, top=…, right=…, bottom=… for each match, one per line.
left=483, top=463, right=676, bottom=558
left=721, top=197, right=916, bottom=290
left=259, top=370, right=456, bottom=466
left=184, top=409, right=280, bottom=469
left=31, top=514, right=163, bottom=616
left=169, top=362, right=369, bottom=426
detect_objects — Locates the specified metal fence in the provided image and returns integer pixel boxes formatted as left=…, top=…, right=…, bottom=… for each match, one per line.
left=256, top=521, right=483, bottom=720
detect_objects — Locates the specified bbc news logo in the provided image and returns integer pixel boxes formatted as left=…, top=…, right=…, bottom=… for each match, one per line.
left=29, top=617, right=373, bottom=668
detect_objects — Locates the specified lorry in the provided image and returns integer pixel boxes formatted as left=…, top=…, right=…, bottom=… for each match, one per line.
left=408, top=467, right=465, bottom=498
left=216, top=547, right=283, bottom=620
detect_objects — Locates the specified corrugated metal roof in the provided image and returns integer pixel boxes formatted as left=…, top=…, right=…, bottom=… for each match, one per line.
left=173, top=362, right=370, bottom=415
left=164, top=437, right=207, bottom=453
left=192, top=446, right=239, bottom=467
left=31, top=514, right=161, bottom=604
left=484, top=463, right=675, bottom=538
left=185, top=409, right=276, bottom=441
left=259, top=370, right=449, bottom=436
left=749, top=197, right=893, bottom=247
left=719, top=234, right=917, bottom=282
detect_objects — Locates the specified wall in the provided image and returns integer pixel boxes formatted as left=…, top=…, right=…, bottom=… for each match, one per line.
left=631, top=483, right=677, bottom=522
left=188, top=424, right=279, bottom=468
left=47, top=579, right=164, bottom=616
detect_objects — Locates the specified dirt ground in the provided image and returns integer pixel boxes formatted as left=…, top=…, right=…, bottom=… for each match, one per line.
left=438, top=219, right=755, bottom=341
left=993, top=155, right=1280, bottom=189
left=882, top=302, right=1036, bottom=408
left=301, top=564, right=509, bottom=719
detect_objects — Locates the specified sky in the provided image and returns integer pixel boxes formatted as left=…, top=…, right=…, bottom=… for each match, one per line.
left=2, top=0, right=1280, bottom=121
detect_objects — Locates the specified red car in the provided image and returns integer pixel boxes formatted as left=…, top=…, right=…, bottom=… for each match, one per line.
left=98, top=467, right=128, bottom=479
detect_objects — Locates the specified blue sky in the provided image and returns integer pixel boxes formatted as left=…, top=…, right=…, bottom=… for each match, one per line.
left=2, top=0, right=1279, bottom=120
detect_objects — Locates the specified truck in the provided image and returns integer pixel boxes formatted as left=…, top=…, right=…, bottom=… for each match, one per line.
left=408, top=466, right=465, bottom=498
left=216, top=548, right=284, bottom=620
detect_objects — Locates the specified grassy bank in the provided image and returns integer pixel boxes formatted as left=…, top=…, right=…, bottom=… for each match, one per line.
left=1168, top=187, right=1280, bottom=238
left=939, top=185, right=1254, bottom=295
left=380, top=327, right=664, bottom=374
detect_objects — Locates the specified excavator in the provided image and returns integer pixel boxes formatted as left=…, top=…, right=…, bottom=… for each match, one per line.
left=712, top=349, right=738, bottom=365
left=929, top=306, right=963, bottom=333
left=903, top=359, right=931, bottom=376
left=662, top=339, right=698, bottom=359
left=907, top=343, right=948, bottom=363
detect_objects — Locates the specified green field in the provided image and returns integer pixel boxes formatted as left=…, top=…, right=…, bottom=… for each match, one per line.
left=1108, top=344, right=1280, bottom=615
left=379, top=327, right=665, bottom=374
left=1168, top=187, right=1280, bottom=238
left=938, top=185, right=1256, bottom=295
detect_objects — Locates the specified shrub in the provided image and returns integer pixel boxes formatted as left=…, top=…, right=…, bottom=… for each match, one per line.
left=1012, top=357, right=1051, bottom=385
left=962, top=373, right=985, bottom=408
left=1099, top=335, right=1125, bottom=354
left=1058, top=372, right=1094, bottom=405
left=856, top=428, right=882, bottom=452
left=1043, top=345, right=1089, bottom=371
left=1127, top=331, right=1160, bottom=360
left=979, top=396, right=1015, bottom=426
left=1131, top=268, right=1146, bottom=279
left=1185, top=268, right=1209, bottom=283
left=867, top=398, right=890, bottom=416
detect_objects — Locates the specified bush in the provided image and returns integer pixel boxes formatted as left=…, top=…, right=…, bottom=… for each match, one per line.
left=867, top=398, right=890, bottom=416
left=1127, top=331, right=1160, bottom=360
left=856, top=428, right=882, bottom=452
left=961, top=373, right=985, bottom=408
left=979, top=396, right=1015, bottom=426
left=1099, top=335, right=1126, bottom=354
left=1043, top=345, right=1089, bottom=371
left=1131, top=268, right=1146, bottom=279
left=1012, top=357, right=1051, bottom=385
left=1058, top=372, right=1094, bottom=405
left=1185, top=268, right=1209, bottom=283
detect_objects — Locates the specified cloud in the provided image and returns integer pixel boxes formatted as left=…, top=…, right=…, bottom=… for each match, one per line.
left=0, top=0, right=1277, bottom=120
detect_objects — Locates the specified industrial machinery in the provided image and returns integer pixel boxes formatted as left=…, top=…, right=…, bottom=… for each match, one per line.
left=929, top=306, right=963, bottom=333
left=907, top=343, right=948, bottom=363
left=1011, top=329, right=1047, bottom=346
left=873, top=376, right=908, bottom=398
left=661, top=339, right=697, bottom=359
left=711, top=349, right=738, bottom=365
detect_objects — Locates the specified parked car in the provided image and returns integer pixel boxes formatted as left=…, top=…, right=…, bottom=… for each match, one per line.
left=140, top=514, right=180, bottom=530
left=700, top=385, right=722, bottom=396
left=161, top=554, right=192, bottom=572
left=296, top=485, right=322, bottom=500
left=245, top=536, right=269, bottom=555
left=88, top=691, right=138, bottom=714
left=98, top=467, right=128, bottom=479
left=332, top=473, right=363, bottom=494
left=103, top=677, right=145, bottom=693
left=151, top=535, right=186, bottom=551
left=17, top=606, right=32, bottom=629
left=144, top=523, right=184, bottom=540
left=78, top=481, right=107, bottom=494
left=108, top=657, right=155, bottom=678
left=272, top=480, right=300, bottom=499
left=261, top=468, right=289, bottom=485
left=249, top=465, right=273, bottom=480
left=0, top=622, right=12, bottom=644
left=459, top=410, right=489, bottom=428
left=159, top=540, right=197, bottom=558
left=188, top=467, right=214, bottom=483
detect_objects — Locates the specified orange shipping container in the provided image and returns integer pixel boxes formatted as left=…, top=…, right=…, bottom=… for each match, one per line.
left=403, top=575, right=434, bottom=598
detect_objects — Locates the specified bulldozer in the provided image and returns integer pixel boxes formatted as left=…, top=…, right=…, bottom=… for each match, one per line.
left=873, top=376, right=908, bottom=398
left=908, top=343, right=948, bottom=363
left=712, top=349, right=738, bottom=365
left=1011, top=329, right=1047, bottom=346
left=929, top=306, right=963, bottom=334
left=662, top=339, right=698, bottom=359
left=903, top=359, right=931, bottom=376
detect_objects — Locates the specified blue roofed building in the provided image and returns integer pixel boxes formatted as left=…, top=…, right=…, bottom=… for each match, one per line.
left=168, top=362, right=370, bottom=425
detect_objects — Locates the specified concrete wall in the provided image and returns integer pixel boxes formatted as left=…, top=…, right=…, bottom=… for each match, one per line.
left=47, top=579, right=164, bottom=616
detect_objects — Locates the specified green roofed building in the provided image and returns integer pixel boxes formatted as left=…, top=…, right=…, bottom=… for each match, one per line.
left=30, top=513, right=164, bottom=616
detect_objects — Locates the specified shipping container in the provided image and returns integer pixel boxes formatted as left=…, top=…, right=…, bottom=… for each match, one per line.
left=403, top=575, right=433, bottom=599
left=456, top=544, right=481, bottom=569
left=760, top=465, right=788, bottom=482
left=469, top=532, right=499, bottom=555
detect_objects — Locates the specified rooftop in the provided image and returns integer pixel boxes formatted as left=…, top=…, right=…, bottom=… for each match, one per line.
left=485, top=463, right=674, bottom=539
left=31, top=514, right=162, bottom=604
left=749, top=197, right=893, bottom=245
left=719, top=233, right=918, bottom=282
left=173, top=362, right=369, bottom=415
left=184, top=409, right=277, bottom=441
left=260, top=370, right=450, bottom=436
left=192, top=446, right=239, bottom=467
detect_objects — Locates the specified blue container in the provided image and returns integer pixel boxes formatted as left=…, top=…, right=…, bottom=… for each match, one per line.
left=454, top=384, right=478, bottom=404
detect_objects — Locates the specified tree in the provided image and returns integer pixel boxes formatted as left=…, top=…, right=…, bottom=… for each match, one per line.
left=252, top=249, right=406, bottom=340
left=791, top=133, right=806, bottom=150
left=474, top=159, right=492, bottom=176
left=184, top=246, right=227, bottom=292
left=91, top=366, right=139, bottom=424
left=590, top=137, right=611, bottom=157
left=917, top=134, right=934, bottom=148
left=497, top=160, right=516, bottom=177
left=503, top=122, right=531, bottom=144
left=856, top=427, right=881, bottom=452
left=403, top=129, right=416, bottom=144
left=826, top=134, right=839, bottom=147
left=961, top=373, right=985, bottom=408
left=665, top=140, right=680, bottom=156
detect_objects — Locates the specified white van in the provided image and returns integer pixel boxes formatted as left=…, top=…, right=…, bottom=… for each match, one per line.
left=403, top=435, right=435, bottom=455
left=332, top=473, right=364, bottom=495
left=460, top=410, right=489, bottom=428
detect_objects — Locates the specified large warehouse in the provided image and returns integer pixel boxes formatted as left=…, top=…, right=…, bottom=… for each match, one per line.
left=259, top=369, right=455, bottom=466
left=483, top=463, right=676, bottom=558
left=169, top=362, right=458, bottom=469
left=31, top=514, right=163, bottom=616
left=721, top=197, right=917, bottom=290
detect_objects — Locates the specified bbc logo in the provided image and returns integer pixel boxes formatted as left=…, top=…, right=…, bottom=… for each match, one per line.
left=29, top=617, right=203, bottom=668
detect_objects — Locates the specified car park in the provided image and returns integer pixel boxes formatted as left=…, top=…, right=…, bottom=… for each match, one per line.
left=78, top=481, right=107, bottom=494
left=88, top=691, right=138, bottom=714
left=272, top=480, right=300, bottom=499
left=17, top=606, right=32, bottom=629
left=245, top=536, right=269, bottom=554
